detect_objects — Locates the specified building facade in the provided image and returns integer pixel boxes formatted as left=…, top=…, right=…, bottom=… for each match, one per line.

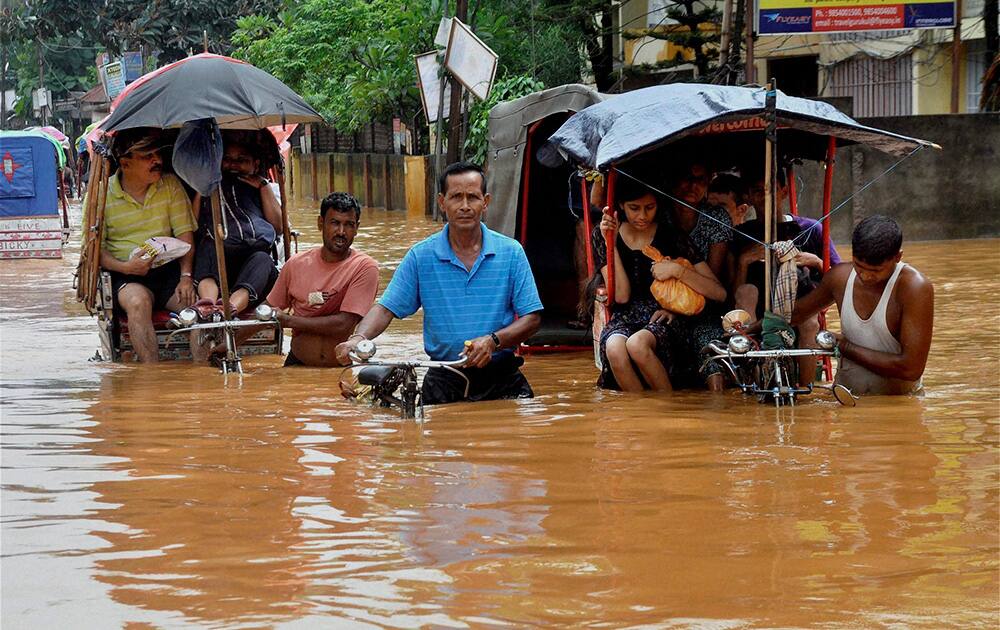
left=615, top=0, right=992, bottom=115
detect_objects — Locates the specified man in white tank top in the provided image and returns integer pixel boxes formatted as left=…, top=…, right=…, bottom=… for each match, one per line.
left=791, top=216, right=934, bottom=395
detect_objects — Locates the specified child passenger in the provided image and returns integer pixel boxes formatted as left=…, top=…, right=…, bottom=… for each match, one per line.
left=593, top=179, right=726, bottom=392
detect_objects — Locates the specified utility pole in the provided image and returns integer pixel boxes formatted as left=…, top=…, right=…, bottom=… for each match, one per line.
left=950, top=0, right=963, bottom=113
left=720, top=0, right=734, bottom=69
left=37, top=39, right=47, bottom=125
left=1, top=44, right=7, bottom=130
left=745, top=0, right=756, bottom=84
left=431, top=0, right=451, bottom=221
left=446, top=0, right=468, bottom=165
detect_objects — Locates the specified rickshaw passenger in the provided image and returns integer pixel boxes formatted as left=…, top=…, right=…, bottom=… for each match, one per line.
left=192, top=138, right=281, bottom=317
left=707, top=173, right=753, bottom=226
left=664, top=162, right=733, bottom=382
left=265, top=192, right=379, bottom=368
left=792, top=216, right=933, bottom=395
left=99, top=128, right=197, bottom=363
left=733, top=170, right=843, bottom=384
left=743, top=171, right=842, bottom=266
left=666, top=162, right=732, bottom=280
left=593, top=178, right=726, bottom=392
left=733, top=172, right=837, bottom=309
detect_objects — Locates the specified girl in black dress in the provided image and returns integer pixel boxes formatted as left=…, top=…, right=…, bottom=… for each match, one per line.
left=594, top=179, right=726, bottom=391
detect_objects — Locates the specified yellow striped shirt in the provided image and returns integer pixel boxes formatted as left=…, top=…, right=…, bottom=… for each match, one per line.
left=102, top=173, right=196, bottom=261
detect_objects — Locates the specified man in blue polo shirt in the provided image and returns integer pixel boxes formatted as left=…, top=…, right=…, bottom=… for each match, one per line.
left=335, top=161, right=543, bottom=404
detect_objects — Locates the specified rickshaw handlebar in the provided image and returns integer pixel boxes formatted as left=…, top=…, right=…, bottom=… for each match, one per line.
left=348, top=353, right=469, bottom=369
left=702, top=340, right=835, bottom=360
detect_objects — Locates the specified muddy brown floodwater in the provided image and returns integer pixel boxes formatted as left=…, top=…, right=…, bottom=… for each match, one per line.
left=1, top=201, right=997, bottom=628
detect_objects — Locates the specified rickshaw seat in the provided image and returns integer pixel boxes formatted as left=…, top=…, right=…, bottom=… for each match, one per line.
left=119, top=310, right=176, bottom=331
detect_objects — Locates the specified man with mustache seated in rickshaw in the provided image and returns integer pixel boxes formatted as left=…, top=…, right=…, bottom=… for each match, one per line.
left=791, top=215, right=933, bottom=395
left=264, top=192, right=380, bottom=367
left=99, top=128, right=197, bottom=363
left=190, top=134, right=282, bottom=342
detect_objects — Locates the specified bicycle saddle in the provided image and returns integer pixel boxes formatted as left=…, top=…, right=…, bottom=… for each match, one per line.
left=357, top=365, right=399, bottom=387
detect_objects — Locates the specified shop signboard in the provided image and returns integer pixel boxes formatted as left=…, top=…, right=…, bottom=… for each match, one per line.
left=757, top=0, right=955, bottom=35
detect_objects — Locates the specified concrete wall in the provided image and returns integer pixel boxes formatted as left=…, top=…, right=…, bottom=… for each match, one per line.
left=792, top=113, right=999, bottom=243
left=290, top=151, right=431, bottom=214
left=853, top=113, right=998, bottom=240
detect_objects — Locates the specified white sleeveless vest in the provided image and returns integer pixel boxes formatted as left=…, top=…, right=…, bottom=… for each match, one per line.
left=837, top=262, right=922, bottom=395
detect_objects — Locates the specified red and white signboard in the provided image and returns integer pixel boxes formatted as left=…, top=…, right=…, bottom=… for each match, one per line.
left=0, top=216, right=64, bottom=259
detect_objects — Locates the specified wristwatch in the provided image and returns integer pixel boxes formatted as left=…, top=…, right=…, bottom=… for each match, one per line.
left=489, top=332, right=501, bottom=349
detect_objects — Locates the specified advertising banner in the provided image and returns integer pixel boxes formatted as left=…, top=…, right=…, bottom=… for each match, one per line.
left=757, top=0, right=955, bottom=35
left=122, top=52, right=143, bottom=83
left=103, top=61, right=126, bottom=100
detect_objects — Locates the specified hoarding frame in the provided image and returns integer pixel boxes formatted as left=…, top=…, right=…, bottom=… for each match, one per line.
left=756, top=0, right=957, bottom=36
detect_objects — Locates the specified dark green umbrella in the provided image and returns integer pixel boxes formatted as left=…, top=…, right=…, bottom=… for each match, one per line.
left=99, top=53, right=323, bottom=132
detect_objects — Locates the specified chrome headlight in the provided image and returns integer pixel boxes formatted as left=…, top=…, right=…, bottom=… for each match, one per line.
left=815, top=330, right=837, bottom=350
left=177, top=308, right=199, bottom=327
left=255, top=304, right=276, bottom=321
left=728, top=334, right=752, bottom=355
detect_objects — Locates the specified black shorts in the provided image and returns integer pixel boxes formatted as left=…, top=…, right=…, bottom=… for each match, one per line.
left=193, top=240, right=278, bottom=307
left=111, top=261, right=181, bottom=313
left=421, top=351, right=534, bottom=405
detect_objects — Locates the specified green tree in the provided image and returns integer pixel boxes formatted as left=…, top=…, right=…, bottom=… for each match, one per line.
left=464, top=74, right=544, bottom=164
left=233, top=0, right=587, bottom=137
left=623, top=0, right=721, bottom=79
left=540, top=0, right=616, bottom=91
left=234, top=0, right=437, bottom=132
left=2, top=0, right=282, bottom=125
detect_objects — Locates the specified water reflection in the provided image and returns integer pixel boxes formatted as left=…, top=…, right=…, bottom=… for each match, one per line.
left=85, top=367, right=310, bottom=624
left=1, top=205, right=997, bottom=627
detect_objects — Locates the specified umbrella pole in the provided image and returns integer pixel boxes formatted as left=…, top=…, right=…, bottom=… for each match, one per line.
left=210, top=188, right=241, bottom=371
left=275, top=169, right=291, bottom=261
left=605, top=169, right=617, bottom=311
left=764, top=139, right=773, bottom=313
left=763, top=81, right=777, bottom=314
left=210, top=189, right=232, bottom=319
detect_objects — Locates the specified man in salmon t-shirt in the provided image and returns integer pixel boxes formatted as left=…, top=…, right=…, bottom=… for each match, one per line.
left=265, top=192, right=379, bottom=367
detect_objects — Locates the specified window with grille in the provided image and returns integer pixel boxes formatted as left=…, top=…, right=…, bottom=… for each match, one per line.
left=966, top=39, right=986, bottom=113
left=828, top=54, right=913, bottom=117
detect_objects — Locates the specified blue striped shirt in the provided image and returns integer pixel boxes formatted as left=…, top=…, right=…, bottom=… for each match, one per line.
left=380, top=223, right=543, bottom=360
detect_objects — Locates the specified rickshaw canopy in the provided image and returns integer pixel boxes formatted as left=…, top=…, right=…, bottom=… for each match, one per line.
left=538, top=83, right=938, bottom=171
left=485, top=83, right=607, bottom=237
left=0, top=130, right=63, bottom=218
left=1, top=129, right=67, bottom=168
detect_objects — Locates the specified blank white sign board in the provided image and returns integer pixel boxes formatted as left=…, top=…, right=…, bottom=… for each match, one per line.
left=443, top=18, right=498, bottom=101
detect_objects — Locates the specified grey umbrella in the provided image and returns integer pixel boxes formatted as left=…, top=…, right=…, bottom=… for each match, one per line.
left=99, top=53, right=323, bottom=132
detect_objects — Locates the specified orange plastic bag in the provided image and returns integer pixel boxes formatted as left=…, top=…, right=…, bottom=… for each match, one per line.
left=642, top=245, right=706, bottom=316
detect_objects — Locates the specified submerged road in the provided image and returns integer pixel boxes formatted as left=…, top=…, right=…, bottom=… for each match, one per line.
left=1, top=200, right=997, bottom=627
